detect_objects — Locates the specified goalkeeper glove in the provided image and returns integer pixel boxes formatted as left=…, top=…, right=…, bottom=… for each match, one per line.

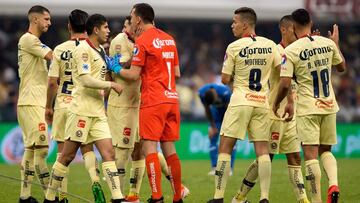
left=106, top=54, right=122, bottom=74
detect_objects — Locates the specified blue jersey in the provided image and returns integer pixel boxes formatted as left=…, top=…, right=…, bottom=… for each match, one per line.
left=198, top=83, right=231, bottom=125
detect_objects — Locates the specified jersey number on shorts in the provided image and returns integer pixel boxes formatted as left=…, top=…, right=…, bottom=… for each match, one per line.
left=61, top=70, right=73, bottom=94
left=311, top=69, right=329, bottom=98
left=249, top=68, right=262, bottom=91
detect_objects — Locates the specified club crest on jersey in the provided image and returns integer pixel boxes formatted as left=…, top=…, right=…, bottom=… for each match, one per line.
left=38, top=123, right=46, bottom=131
left=123, top=128, right=131, bottom=136
left=82, top=53, right=89, bottom=62
left=133, top=46, right=139, bottom=56
left=77, top=120, right=86, bottom=128
left=76, top=130, right=83, bottom=137
left=39, top=134, right=46, bottom=142
left=115, top=44, right=121, bottom=53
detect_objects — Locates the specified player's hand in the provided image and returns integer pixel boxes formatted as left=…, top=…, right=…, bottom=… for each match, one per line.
left=45, top=108, right=53, bottom=125
left=208, top=126, right=218, bottom=139
left=272, top=103, right=280, bottom=118
left=111, top=82, right=123, bottom=95
left=282, top=102, right=294, bottom=122
left=106, top=54, right=123, bottom=74
left=328, top=24, right=339, bottom=46
left=312, top=28, right=321, bottom=36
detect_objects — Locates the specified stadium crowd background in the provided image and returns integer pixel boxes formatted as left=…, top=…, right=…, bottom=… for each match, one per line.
left=0, top=16, right=359, bottom=122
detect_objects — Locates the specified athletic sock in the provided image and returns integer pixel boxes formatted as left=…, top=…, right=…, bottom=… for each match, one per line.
left=214, top=153, right=231, bottom=199
left=305, top=159, right=322, bottom=203
left=102, top=161, right=123, bottom=199
left=288, top=165, right=308, bottom=201
left=83, top=151, right=100, bottom=183
left=320, top=151, right=338, bottom=187
left=45, top=161, right=68, bottom=201
left=128, top=159, right=145, bottom=196
left=258, top=155, right=271, bottom=200
left=145, top=153, right=162, bottom=200
left=34, top=148, right=50, bottom=194
left=114, top=147, right=131, bottom=193
left=234, top=160, right=258, bottom=201
left=166, top=153, right=182, bottom=201
left=20, top=149, right=35, bottom=199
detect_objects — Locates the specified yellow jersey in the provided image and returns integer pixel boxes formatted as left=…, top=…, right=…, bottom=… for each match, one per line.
left=17, top=32, right=52, bottom=107
left=281, top=35, right=342, bottom=116
left=268, top=44, right=297, bottom=120
left=49, top=39, right=85, bottom=110
left=108, top=32, right=140, bottom=108
left=222, top=35, right=281, bottom=109
left=69, top=40, right=108, bottom=117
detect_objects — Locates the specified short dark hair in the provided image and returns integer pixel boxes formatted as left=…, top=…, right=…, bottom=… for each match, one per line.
left=69, top=9, right=88, bottom=33
left=86, top=14, right=107, bottom=35
left=28, top=5, right=50, bottom=16
left=133, top=3, right=155, bottom=24
left=291, top=9, right=311, bottom=26
left=234, top=7, right=257, bottom=26
left=279, top=15, right=293, bottom=29
left=204, top=89, right=215, bottom=105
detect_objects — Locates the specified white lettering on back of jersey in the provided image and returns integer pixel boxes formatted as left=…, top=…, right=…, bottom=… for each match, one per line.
left=162, top=52, right=174, bottom=59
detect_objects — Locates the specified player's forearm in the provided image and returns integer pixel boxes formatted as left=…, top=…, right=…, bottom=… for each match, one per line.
left=79, top=74, right=111, bottom=90
left=274, top=78, right=291, bottom=107
left=286, top=87, right=294, bottom=105
left=46, top=85, right=58, bottom=109
left=205, top=105, right=216, bottom=127
left=119, top=68, right=140, bottom=81
left=45, top=78, right=58, bottom=109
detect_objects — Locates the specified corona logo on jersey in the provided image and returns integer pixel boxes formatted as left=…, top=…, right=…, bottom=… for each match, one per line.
left=245, top=93, right=266, bottom=103
left=123, top=127, right=131, bottom=136
left=239, top=47, right=272, bottom=58
left=152, top=38, right=175, bottom=49
left=315, top=100, right=335, bottom=109
left=299, top=46, right=332, bottom=61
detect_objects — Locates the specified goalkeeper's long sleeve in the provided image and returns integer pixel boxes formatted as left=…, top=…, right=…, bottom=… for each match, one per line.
left=79, top=74, right=111, bottom=90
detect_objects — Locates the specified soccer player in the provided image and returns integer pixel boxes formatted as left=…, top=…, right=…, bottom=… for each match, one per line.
left=17, top=5, right=52, bottom=203
left=198, top=83, right=236, bottom=176
left=45, top=9, right=105, bottom=202
left=107, top=15, right=144, bottom=195
left=232, top=15, right=310, bottom=203
left=107, top=3, right=183, bottom=203
left=273, top=9, right=345, bottom=203
left=207, top=7, right=281, bottom=203
left=44, top=14, right=125, bottom=203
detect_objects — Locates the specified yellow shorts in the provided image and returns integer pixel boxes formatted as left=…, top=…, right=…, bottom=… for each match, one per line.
left=220, top=105, right=269, bottom=142
left=17, top=106, right=48, bottom=147
left=64, top=112, right=112, bottom=144
left=268, top=119, right=300, bottom=154
left=107, top=106, right=140, bottom=148
left=51, top=108, right=68, bottom=142
left=297, top=114, right=337, bottom=145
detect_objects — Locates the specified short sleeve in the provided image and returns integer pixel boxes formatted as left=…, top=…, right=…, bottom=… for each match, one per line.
left=48, top=48, right=61, bottom=77
left=280, top=49, right=295, bottom=78
left=22, top=34, right=51, bottom=58
left=331, top=41, right=343, bottom=66
left=131, top=42, right=146, bottom=67
left=222, top=45, right=235, bottom=75
left=74, top=45, right=91, bottom=75
left=272, top=44, right=282, bottom=68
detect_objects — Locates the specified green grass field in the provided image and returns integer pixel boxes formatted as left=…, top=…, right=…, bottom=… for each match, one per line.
left=1, top=159, right=359, bottom=202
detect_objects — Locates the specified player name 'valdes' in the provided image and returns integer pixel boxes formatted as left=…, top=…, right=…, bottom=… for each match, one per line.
left=299, top=46, right=332, bottom=61
left=239, top=47, right=272, bottom=58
